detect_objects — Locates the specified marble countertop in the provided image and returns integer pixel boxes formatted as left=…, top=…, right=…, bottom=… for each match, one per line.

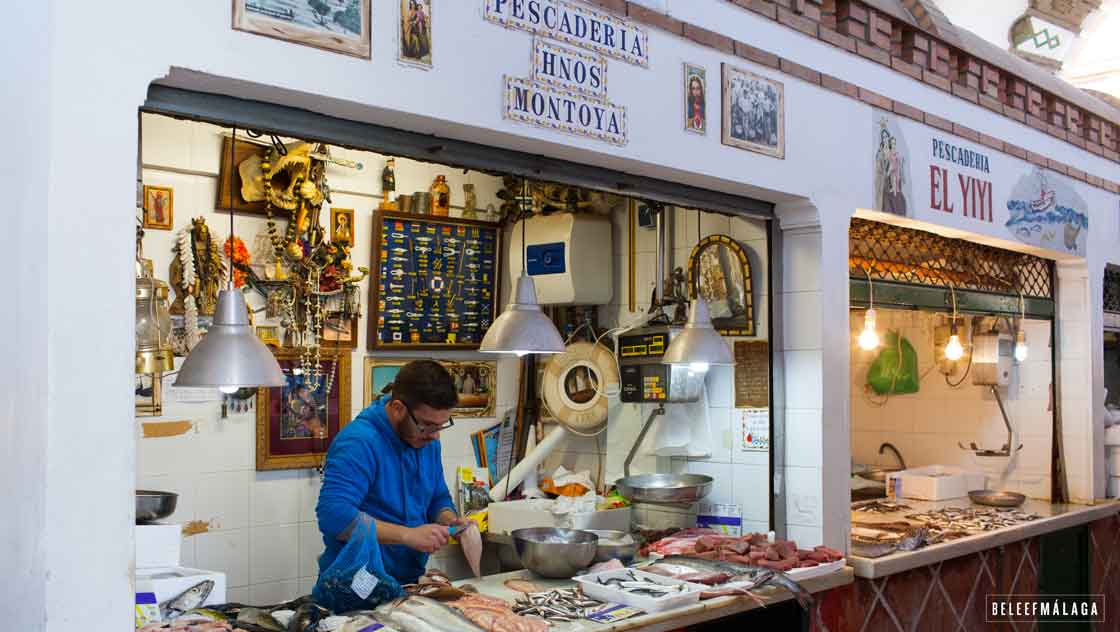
left=455, top=566, right=852, bottom=631
left=849, top=498, right=1120, bottom=579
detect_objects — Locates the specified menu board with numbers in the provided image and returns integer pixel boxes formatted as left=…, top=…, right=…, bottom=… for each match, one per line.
left=368, top=212, right=501, bottom=350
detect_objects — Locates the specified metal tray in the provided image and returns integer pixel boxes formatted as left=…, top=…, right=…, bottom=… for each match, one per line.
left=615, top=473, right=713, bottom=504
left=968, top=489, right=1026, bottom=508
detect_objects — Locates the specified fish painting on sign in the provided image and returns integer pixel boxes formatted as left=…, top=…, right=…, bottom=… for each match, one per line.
left=684, top=63, right=707, bottom=134
left=232, top=0, right=371, bottom=59
left=872, top=114, right=911, bottom=216
left=399, top=0, right=432, bottom=67
left=722, top=64, right=784, bottom=159
left=1005, top=168, right=1089, bottom=255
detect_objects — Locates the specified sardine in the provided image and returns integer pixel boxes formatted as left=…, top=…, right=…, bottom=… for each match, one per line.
left=651, top=556, right=814, bottom=610
left=375, top=596, right=486, bottom=632
left=160, top=579, right=214, bottom=620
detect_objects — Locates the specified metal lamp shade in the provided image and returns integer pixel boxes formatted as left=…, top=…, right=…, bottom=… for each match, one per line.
left=174, top=289, right=285, bottom=389
left=479, top=273, right=566, bottom=355
left=662, top=299, right=734, bottom=368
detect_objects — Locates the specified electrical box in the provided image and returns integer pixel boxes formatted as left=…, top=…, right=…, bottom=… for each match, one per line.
left=972, top=332, right=1013, bottom=386
left=617, top=325, right=704, bottom=403
left=508, top=213, right=612, bottom=305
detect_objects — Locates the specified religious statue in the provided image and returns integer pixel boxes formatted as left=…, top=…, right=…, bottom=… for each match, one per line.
left=462, top=183, right=478, bottom=220
left=169, top=217, right=226, bottom=316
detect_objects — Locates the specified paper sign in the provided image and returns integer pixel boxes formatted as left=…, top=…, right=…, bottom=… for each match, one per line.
left=351, top=567, right=380, bottom=600
left=738, top=408, right=770, bottom=452
left=697, top=503, right=743, bottom=536
left=587, top=603, right=645, bottom=623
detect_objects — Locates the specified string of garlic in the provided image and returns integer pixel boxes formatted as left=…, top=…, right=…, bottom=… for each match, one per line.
left=177, top=228, right=196, bottom=288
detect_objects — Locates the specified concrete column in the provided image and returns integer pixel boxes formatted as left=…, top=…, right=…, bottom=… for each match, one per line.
left=1056, top=261, right=1099, bottom=502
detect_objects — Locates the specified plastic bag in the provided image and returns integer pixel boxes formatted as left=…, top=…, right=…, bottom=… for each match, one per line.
left=312, top=516, right=404, bottom=613
left=867, top=331, right=920, bottom=395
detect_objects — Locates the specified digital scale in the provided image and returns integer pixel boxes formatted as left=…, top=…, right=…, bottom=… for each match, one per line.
left=617, top=325, right=704, bottom=403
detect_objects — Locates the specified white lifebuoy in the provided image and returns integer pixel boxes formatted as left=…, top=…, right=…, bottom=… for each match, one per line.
left=540, top=341, right=620, bottom=434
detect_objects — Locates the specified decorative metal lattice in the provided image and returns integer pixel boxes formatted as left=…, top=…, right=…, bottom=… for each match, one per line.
left=849, top=218, right=1053, bottom=299
left=1105, top=268, right=1120, bottom=313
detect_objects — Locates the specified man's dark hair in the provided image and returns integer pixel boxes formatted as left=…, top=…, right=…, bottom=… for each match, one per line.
left=390, top=360, right=458, bottom=410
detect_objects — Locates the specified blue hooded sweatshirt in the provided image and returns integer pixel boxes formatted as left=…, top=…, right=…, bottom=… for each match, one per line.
left=314, top=398, right=456, bottom=585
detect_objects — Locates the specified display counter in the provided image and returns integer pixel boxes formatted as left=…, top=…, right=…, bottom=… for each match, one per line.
left=456, top=566, right=852, bottom=631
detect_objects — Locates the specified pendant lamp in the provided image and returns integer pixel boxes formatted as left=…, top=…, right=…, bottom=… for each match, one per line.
left=662, top=209, right=734, bottom=373
left=175, top=127, right=285, bottom=392
left=479, top=179, right=565, bottom=356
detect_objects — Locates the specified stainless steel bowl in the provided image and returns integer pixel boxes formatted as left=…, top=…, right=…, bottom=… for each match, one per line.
left=969, top=489, right=1026, bottom=508
left=856, top=467, right=901, bottom=483
left=586, top=530, right=638, bottom=564
left=512, top=527, right=598, bottom=578
left=136, top=490, right=178, bottom=523
left=615, top=473, right=714, bottom=504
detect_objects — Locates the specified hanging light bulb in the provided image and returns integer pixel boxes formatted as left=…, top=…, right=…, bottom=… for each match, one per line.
left=858, top=308, right=880, bottom=350
left=1014, top=292, right=1028, bottom=362
left=479, top=178, right=565, bottom=356
left=945, top=322, right=964, bottom=361
left=856, top=267, right=879, bottom=350
left=175, top=126, right=285, bottom=391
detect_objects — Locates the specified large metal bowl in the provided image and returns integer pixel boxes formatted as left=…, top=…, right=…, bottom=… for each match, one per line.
left=136, top=490, right=178, bottom=523
left=969, top=490, right=1026, bottom=508
left=615, top=473, right=713, bottom=504
left=512, top=527, right=598, bottom=578
left=586, top=530, right=639, bottom=564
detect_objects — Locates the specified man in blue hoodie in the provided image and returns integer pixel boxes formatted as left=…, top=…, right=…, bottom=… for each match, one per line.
left=315, top=360, right=469, bottom=585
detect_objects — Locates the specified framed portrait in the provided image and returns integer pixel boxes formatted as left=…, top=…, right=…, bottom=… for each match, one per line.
left=232, top=0, right=371, bottom=59
left=256, top=325, right=280, bottom=347
left=136, top=373, right=163, bottom=417
left=143, top=186, right=174, bottom=230
left=330, top=207, right=355, bottom=245
left=398, top=0, right=432, bottom=67
left=683, top=63, right=707, bottom=135
left=687, top=234, right=754, bottom=336
left=721, top=64, right=785, bottom=159
left=363, top=358, right=497, bottom=417
left=368, top=212, right=501, bottom=351
left=256, top=348, right=352, bottom=471
left=322, top=313, right=359, bottom=349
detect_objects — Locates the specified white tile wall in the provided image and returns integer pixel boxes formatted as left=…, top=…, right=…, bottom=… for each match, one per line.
left=251, top=525, right=301, bottom=585
left=849, top=309, right=1055, bottom=499
left=196, top=529, right=251, bottom=589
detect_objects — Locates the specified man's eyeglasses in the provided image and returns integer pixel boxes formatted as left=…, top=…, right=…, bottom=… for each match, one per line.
left=403, top=403, right=454, bottom=435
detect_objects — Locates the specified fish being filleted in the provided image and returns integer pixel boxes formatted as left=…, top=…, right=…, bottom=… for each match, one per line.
left=160, top=580, right=215, bottom=620
left=644, top=556, right=814, bottom=609
left=374, top=595, right=486, bottom=632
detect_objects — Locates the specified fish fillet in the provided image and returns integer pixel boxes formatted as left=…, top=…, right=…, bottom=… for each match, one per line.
left=458, top=522, right=483, bottom=578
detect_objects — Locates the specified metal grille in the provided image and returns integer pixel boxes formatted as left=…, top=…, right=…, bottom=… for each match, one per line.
left=1106, top=268, right=1120, bottom=313
left=849, top=218, right=1053, bottom=299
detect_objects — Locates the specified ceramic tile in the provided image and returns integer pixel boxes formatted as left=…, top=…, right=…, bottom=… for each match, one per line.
left=783, top=350, right=822, bottom=409
left=194, top=470, right=250, bottom=531
left=226, top=587, right=251, bottom=603
left=785, top=409, right=822, bottom=468
left=250, top=579, right=303, bottom=605
left=179, top=535, right=198, bottom=569
left=706, top=366, right=734, bottom=408
left=686, top=461, right=735, bottom=505
left=700, top=211, right=731, bottom=238
left=192, top=416, right=254, bottom=473
left=300, top=576, right=318, bottom=596
left=781, top=231, right=820, bottom=293
left=298, top=472, right=322, bottom=523
left=250, top=525, right=301, bottom=584
left=730, top=216, right=768, bottom=243
left=785, top=524, right=824, bottom=548
left=633, top=220, right=659, bottom=254
left=702, top=407, right=733, bottom=464
left=742, top=520, right=770, bottom=535
left=782, top=291, right=822, bottom=351
left=733, top=463, right=770, bottom=522
left=784, top=466, right=821, bottom=526
left=136, top=429, right=201, bottom=477
left=251, top=471, right=304, bottom=526
left=634, top=252, right=658, bottom=306
left=142, top=113, right=194, bottom=169
left=299, top=522, right=324, bottom=578
left=195, top=528, right=250, bottom=588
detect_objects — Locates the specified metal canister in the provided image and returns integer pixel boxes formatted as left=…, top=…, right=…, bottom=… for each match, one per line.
left=413, top=192, right=432, bottom=215
left=397, top=194, right=414, bottom=214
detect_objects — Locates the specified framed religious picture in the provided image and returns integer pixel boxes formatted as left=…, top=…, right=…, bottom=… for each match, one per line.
left=363, top=357, right=497, bottom=417
left=232, top=0, right=371, bottom=59
left=142, top=185, right=174, bottom=230
left=368, top=211, right=501, bottom=351
left=721, top=64, right=785, bottom=159
left=330, top=207, right=356, bottom=245
left=256, top=348, right=352, bottom=471
left=683, top=63, right=707, bottom=135
left=687, top=234, right=754, bottom=336
left=398, top=0, right=432, bottom=68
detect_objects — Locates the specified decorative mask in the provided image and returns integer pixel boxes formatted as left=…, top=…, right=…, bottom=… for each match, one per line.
left=239, top=142, right=323, bottom=211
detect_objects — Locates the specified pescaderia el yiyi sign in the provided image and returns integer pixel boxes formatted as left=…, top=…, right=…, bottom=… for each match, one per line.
left=486, top=0, right=646, bottom=146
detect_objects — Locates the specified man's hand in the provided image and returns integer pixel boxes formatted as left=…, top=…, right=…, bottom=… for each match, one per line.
left=403, top=524, right=450, bottom=553
left=436, top=508, right=469, bottom=529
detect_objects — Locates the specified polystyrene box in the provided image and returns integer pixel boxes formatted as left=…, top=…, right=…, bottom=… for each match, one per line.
left=508, top=213, right=613, bottom=305
left=136, top=524, right=182, bottom=569
left=135, top=567, right=226, bottom=609
left=488, top=499, right=631, bottom=535
left=887, top=466, right=986, bottom=501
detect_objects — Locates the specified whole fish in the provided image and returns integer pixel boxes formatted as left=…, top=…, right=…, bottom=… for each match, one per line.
left=287, top=602, right=330, bottom=632
left=375, top=596, right=486, bottom=632
left=237, top=607, right=285, bottom=631
left=160, top=579, right=215, bottom=620
left=648, top=556, right=814, bottom=610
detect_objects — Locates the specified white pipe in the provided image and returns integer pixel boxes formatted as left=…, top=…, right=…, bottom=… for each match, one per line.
left=490, top=427, right=567, bottom=502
